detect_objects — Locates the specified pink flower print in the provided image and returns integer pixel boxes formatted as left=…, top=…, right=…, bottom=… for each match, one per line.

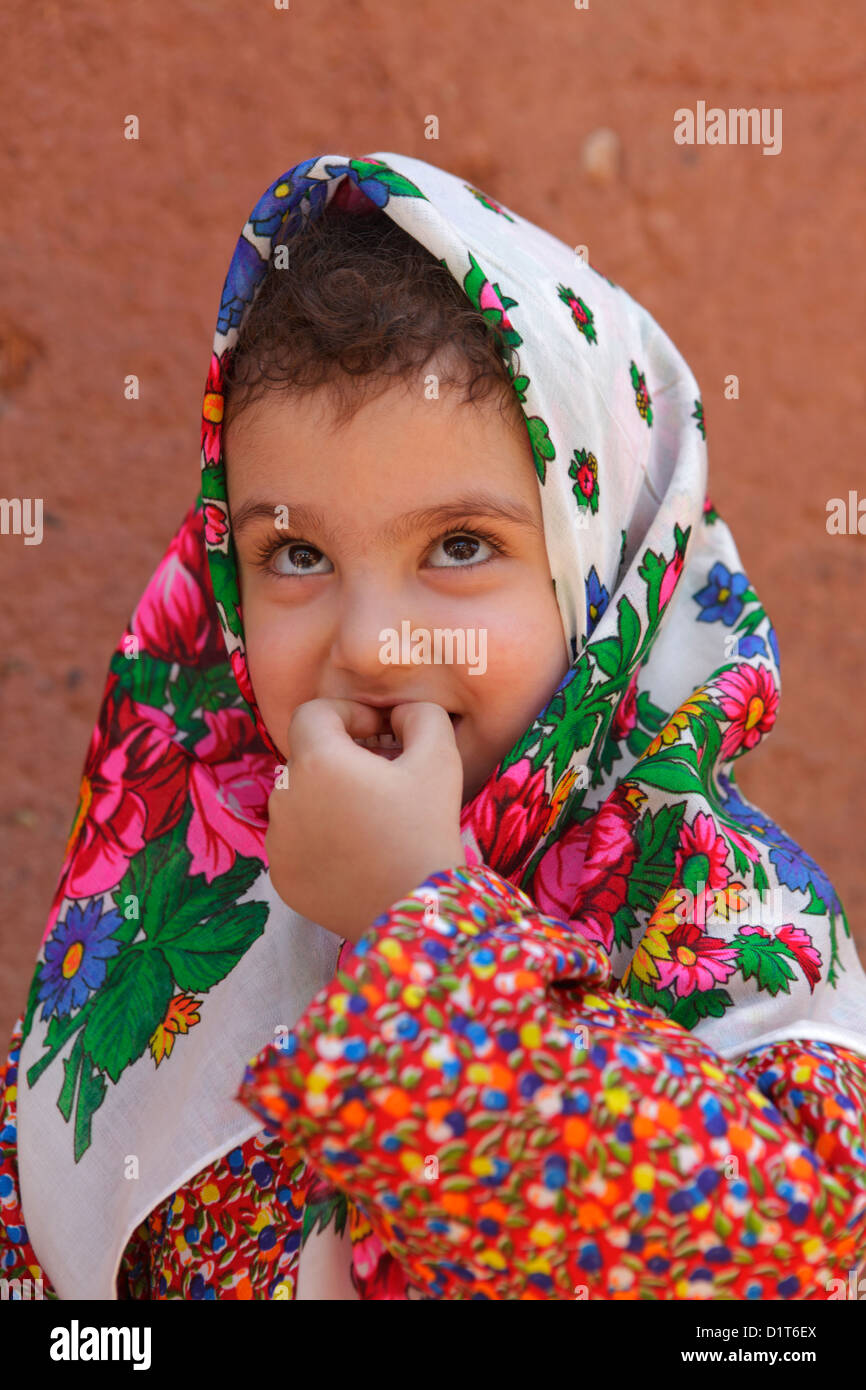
left=716, top=664, right=779, bottom=759
left=203, top=502, right=228, bottom=548
left=477, top=279, right=515, bottom=334
left=47, top=681, right=189, bottom=928
left=187, top=708, right=272, bottom=881
left=532, top=786, right=639, bottom=954
left=658, top=548, right=685, bottom=612
left=777, top=923, right=822, bottom=992
left=611, top=668, right=639, bottom=742
left=675, top=811, right=731, bottom=918
left=132, top=512, right=221, bottom=666
left=469, top=758, right=552, bottom=881
left=201, top=351, right=226, bottom=466
left=654, top=922, right=739, bottom=997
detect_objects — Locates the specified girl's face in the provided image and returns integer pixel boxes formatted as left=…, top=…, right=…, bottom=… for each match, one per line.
left=226, top=376, right=571, bottom=805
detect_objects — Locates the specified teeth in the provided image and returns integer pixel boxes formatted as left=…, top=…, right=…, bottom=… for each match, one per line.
left=353, top=733, right=402, bottom=749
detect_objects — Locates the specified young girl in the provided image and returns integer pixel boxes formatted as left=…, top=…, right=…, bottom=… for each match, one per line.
left=2, top=151, right=865, bottom=1301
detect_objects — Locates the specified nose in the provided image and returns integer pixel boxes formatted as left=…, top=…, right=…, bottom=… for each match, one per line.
left=327, top=578, right=419, bottom=685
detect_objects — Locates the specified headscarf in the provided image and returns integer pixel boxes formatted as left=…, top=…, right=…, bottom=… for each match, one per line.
left=14, top=151, right=866, bottom=1300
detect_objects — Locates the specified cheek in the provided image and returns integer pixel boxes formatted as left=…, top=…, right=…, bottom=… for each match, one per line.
left=492, top=584, right=570, bottom=701
left=470, top=599, right=569, bottom=756
left=242, top=618, right=308, bottom=754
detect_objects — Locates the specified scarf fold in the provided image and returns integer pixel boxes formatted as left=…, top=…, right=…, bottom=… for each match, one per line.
left=13, top=149, right=866, bottom=1300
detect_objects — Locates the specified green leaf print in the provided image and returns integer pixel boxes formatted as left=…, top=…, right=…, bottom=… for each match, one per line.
left=82, top=948, right=174, bottom=1084
left=628, top=803, right=686, bottom=916
left=301, top=1188, right=350, bottom=1244
left=635, top=691, right=668, bottom=734
left=170, top=662, right=241, bottom=733
left=586, top=594, right=642, bottom=680
left=140, top=839, right=263, bottom=944
left=628, top=756, right=705, bottom=798
left=27, top=809, right=271, bottom=1167
left=525, top=415, right=555, bottom=484
left=501, top=656, right=599, bottom=782
left=109, top=648, right=174, bottom=710
left=637, top=548, right=668, bottom=623
left=159, top=902, right=268, bottom=992
left=56, top=1032, right=108, bottom=1163
left=207, top=548, right=243, bottom=641
left=58, top=1031, right=84, bottom=1122
left=669, top=988, right=734, bottom=1030
left=74, top=1057, right=107, bottom=1164
left=612, top=902, right=638, bottom=952
left=734, top=934, right=797, bottom=996
left=348, top=161, right=426, bottom=201
left=625, top=727, right=653, bottom=758
left=625, top=975, right=674, bottom=1013
left=588, top=636, right=622, bottom=678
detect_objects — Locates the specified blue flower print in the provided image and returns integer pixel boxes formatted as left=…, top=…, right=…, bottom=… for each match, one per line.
left=38, top=900, right=124, bottom=1020
left=586, top=566, right=610, bottom=637
left=732, top=634, right=767, bottom=659
left=694, top=562, right=749, bottom=625
left=716, top=773, right=841, bottom=914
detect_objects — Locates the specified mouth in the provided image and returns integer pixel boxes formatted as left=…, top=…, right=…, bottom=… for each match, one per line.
left=352, top=710, right=462, bottom=758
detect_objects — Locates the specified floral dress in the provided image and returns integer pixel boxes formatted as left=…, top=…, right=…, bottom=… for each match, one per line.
left=3, top=865, right=865, bottom=1300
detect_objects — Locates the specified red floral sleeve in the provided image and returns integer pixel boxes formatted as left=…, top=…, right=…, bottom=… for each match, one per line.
left=0, top=1020, right=151, bottom=1299
left=0, top=1019, right=60, bottom=1298
left=236, top=863, right=866, bottom=1301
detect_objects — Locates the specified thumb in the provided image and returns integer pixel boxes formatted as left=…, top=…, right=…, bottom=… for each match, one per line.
left=388, top=701, right=457, bottom=767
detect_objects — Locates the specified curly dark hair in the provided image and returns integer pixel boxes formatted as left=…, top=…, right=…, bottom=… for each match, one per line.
left=220, top=199, right=525, bottom=438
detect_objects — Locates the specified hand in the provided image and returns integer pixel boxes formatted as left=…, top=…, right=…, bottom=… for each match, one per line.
left=265, top=698, right=466, bottom=942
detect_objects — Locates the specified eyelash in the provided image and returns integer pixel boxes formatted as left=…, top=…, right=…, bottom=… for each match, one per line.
left=250, top=522, right=508, bottom=580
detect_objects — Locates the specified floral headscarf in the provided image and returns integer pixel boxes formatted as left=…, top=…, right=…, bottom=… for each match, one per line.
left=13, top=151, right=866, bottom=1299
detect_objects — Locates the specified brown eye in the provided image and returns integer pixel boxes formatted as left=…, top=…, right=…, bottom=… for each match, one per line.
left=427, top=530, right=502, bottom=570
left=273, top=543, right=334, bottom=577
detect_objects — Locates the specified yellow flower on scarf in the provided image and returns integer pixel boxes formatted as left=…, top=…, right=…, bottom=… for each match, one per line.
left=149, top=994, right=202, bottom=1066
left=621, top=887, right=681, bottom=987
left=639, top=690, right=715, bottom=761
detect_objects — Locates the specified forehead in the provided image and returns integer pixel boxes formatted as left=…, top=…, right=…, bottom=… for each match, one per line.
left=224, top=377, right=539, bottom=507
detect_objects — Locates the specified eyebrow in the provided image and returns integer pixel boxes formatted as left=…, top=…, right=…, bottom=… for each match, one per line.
left=230, top=490, right=540, bottom=544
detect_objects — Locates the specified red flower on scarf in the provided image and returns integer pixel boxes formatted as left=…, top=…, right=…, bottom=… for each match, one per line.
left=477, top=279, right=516, bottom=334
left=469, top=758, right=552, bottom=882
left=203, top=502, right=228, bottom=548
left=653, top=920, right=738, bottom=997
left=674, top=812, right=731, bottom=899
left=230, top=647, right=257, bottom=707
left=576, top=459, right=596, bottom=499
left=610, top=668, right=639, bottom=741
left=741, top=924, right=822, bottom=994
left=777, top=924, right=822, bottom=991
left=132, top=509, right=224, bottom=666
left=716, top=664, right=779, bottom=759
left=187, top=708, right=272, bottom=882
left=530, top=785, right=640, bottom=954
left=201, top=350, right=226, bottom=467
left=658, top=547, right=685, bottom=612
left=55, top=678, right=190, bottom=908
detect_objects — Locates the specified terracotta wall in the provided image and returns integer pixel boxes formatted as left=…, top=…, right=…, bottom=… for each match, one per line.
left=1, top=0, right=863, bottom=1040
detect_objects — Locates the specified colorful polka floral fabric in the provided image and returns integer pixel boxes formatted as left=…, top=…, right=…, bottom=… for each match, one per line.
left=1, top=1016, right=409, bottom=1299
left=3, top=864, right=865, bottom=1298
left=238, top=864, right=866, bottom=1300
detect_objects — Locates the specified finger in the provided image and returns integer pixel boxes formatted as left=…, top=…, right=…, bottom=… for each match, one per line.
left=286, top=697, right=392, bottom=755
left=387, top=701, right=456, bottom=764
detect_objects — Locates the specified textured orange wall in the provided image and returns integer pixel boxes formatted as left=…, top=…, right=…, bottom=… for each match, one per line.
left=1, top=0, right=864, bottom=1041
